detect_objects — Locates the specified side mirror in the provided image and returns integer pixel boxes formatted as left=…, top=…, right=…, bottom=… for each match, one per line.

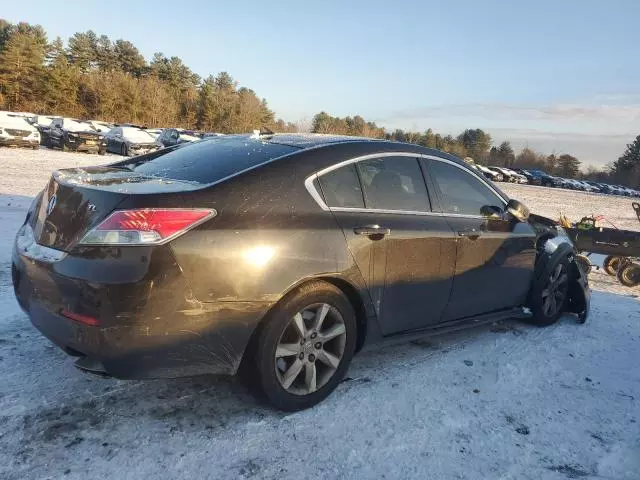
left=506, top=199, right=530, bottom=222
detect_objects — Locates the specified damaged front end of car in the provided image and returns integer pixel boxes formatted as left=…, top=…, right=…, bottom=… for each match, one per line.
left=529, top=213, right=590, bottom=323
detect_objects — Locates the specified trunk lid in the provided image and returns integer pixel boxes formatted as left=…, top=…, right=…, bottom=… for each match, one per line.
left=33, top=166, right=202, bottom=251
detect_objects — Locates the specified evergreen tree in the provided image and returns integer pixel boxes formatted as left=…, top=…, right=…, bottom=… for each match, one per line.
left=96, top=35, right=118, bottom=71
left=0, top=19, right=12, bottom=52
left=457, top=128, right=492, bottom=161
left=556, top=154, right=581, bottom=178
left=67, top=31, right=98, bottom=72
left=610, top=134, right=640, bottom=187
left=497, top=141, right=515, bottom=167
left=113, top=40, right=146, bottom=77
left=43, top=36, right=79, bottom=115
left=0, top=30, right=46, bottom=110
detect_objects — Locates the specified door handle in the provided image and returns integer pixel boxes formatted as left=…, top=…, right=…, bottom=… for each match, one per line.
left=458, top=229, right=482, bottom=240
left=353, top=225, right=391, bottom=237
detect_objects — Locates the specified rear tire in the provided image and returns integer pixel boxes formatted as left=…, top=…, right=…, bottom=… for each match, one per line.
left=603, top=256, right=622, bottom=276
left=252, top=281, right=357, bottom=411
left=529, top=255, right=571, bottom=326
left=617, top=263, right=640, bottom=287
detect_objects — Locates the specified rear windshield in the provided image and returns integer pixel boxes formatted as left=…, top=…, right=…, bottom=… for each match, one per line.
left=117, top=136, right=299, bottom=184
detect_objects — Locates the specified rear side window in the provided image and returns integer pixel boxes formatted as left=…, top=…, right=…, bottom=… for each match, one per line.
left=357, top=156, right=430, bottom=211
left=427, top=160, right=505, bottom=215
left=318, top=164, right=365, bottom=208
left=120, top=137, right=298, bottom=184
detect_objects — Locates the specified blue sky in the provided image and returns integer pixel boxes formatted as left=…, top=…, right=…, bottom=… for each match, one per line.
left=4, top=0, right=640, bottom=165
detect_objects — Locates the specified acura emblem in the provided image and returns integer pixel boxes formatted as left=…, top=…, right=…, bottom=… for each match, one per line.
left=46, top=194, right=57, bottom=216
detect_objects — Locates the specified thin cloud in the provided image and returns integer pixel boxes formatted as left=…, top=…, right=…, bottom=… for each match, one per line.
left=386, top=102, right=640, bottom=123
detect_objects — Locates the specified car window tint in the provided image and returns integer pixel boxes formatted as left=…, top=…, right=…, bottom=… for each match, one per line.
left=357, top=157, right=430, bottom=211
left=428, top=160, right=504, bottom=215
left=119, top=136, right=298, bottom=184
left=318, top=164, right=364, bottom=208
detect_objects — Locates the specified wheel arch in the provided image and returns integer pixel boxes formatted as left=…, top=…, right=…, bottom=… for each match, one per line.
left=241, top=274, right=370, bottom=370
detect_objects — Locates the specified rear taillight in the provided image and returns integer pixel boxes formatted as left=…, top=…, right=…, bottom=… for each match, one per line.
left=79, top=208, right=216, bottom=246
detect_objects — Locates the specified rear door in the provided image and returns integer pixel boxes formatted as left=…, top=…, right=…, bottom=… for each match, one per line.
left=317, top=154, right=457, bottom=335
left=422, top=158, right=537, bottom=320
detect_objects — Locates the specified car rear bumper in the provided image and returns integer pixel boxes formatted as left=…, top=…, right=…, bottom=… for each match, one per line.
left=12, top=225, right=272, bottom=379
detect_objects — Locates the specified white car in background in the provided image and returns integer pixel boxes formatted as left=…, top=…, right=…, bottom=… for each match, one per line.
left=0, top=113, right=40, bottom=149
left=505, top=168, right=529, bottom=184
left=490, top=166, right=528, bottom=184
left=86, top=120, right=114, bottom=133
left=475, top=164, right=504, bottom=182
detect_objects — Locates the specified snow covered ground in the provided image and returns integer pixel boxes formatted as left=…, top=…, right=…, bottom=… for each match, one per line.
left=0, top=148, right=638, bottom=480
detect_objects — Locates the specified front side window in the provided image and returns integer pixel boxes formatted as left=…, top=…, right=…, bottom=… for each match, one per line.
left=428, top=160, right=505, bottom=215
left=318, top=164, right=365, bottom=208
left=357, top=156, right=430, bottom=211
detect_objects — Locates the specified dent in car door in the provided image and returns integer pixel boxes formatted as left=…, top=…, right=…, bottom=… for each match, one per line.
left=372, top=212, right=456, bottom=333
left=423, top=158, right=537, bottom=320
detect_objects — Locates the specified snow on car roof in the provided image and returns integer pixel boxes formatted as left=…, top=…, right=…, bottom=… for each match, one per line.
left=0, top=113, right=36, bottom=130
left=121, top=127, right=156, bottom=142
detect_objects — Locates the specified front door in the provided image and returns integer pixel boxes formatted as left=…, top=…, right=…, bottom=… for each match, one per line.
left=316, top=155, right=456, bottom=335
left=423, top=158, right=537, bottom=320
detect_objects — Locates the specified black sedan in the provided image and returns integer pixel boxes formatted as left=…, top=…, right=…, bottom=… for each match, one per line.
left=41, top=117, right=107, bottom=154
left=12, top=135, right=589, bottom=411
left=156, top=128, right=203, bottom=148
left=104, top=126, right=159, bottom=156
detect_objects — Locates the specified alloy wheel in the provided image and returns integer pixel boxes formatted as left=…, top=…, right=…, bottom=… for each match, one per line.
left=541, top=264, right=569, bottom=317
left=274, top=303, right=347, bottom=396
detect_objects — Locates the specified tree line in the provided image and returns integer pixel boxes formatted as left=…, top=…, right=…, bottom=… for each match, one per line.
left=309, top=113, right=639, bottom=188
left=0, top=20, right=296, bottom=133
left=0, top=19, right=638, bottom=187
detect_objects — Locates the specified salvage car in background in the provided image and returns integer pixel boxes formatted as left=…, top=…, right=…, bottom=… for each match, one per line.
left=104, top=126, right=159, bottom=156
left=156, top=128, right=202, bottom=148
left=475, top=164, right=504, bottom=182
left=145, top=128, right=163, bottom=140
left=86, top=120, right=114, bottom=134
left=0, top=113, right=41, bottom=149
left=41, top=118, right=107, bottom=154
left=12, top=134, right=590, bottom=411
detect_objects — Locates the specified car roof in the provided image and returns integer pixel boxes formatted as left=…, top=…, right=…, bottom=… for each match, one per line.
left=260, top=133, right=383, bottom=149
left=256, top=133, right=475, bottom=167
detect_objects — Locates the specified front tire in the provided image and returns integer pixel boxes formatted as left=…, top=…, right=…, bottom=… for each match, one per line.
left=253, top=281, right=357, bottom=411
left=617, top=263, right=640, bottom=287
left=529, top=255, right=571, bottom=326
